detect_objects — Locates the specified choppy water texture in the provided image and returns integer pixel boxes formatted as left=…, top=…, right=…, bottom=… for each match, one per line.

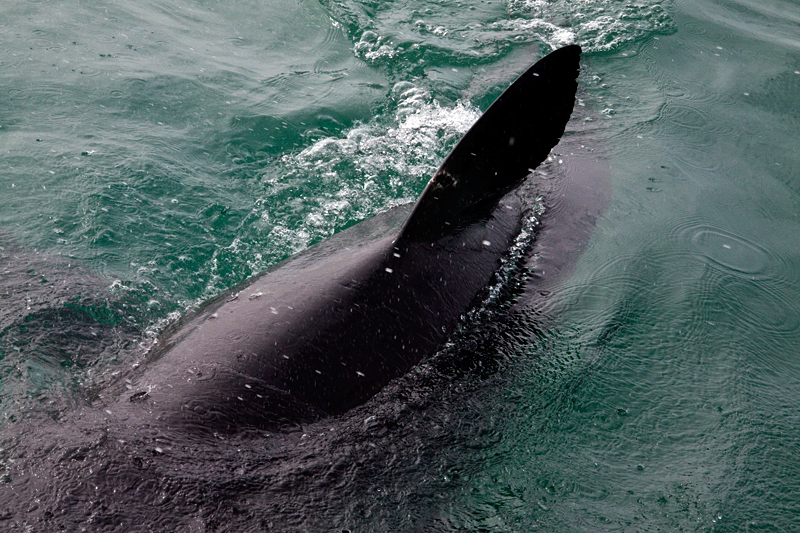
left=2, top=0, right=800, bottom=531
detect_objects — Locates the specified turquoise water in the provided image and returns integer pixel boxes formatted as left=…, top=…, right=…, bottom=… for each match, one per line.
left=2, top=0, right=800, bottom=530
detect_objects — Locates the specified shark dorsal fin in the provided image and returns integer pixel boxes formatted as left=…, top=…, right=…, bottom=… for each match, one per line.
left=398, top=45, right=582, bottom=243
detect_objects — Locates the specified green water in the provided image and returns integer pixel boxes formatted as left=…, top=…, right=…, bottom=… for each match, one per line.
left=2, top=0, right=800, bottom=530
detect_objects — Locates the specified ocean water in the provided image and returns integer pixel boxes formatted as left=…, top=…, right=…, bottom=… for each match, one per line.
left=1, top=0, right=800, bottom=531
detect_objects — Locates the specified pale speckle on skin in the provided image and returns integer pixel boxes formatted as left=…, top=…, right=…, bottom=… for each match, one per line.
left=385, top=267, right=394, bottom=273
left=482, top=240, right=491, bottom=246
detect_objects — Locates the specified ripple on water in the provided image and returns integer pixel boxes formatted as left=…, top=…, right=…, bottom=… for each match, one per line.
left=724, top=277, right=800, bottom=342
left=554, top=251, right=650, bottom=340
left=557, top=209, right=799, bottom=355
left=670, top=69, right=745, bottom=110
left=684, top=223, right=790, bottom=282
left=9, top=83, right=70, bottom=108
left=692, top=228, right=768, bottom=275
left=679, top=19, right=711, bottom=37
left=665, top=100, right=738, bottom=137
left=74, top=64, right=104, bottom=78
left=638, top=102, right=733, bottom=172
left=664, top=101, right=712, bottom=132
left=669, top=142, right=722, bottom=173
left=665, top=218, right=800, bottom=341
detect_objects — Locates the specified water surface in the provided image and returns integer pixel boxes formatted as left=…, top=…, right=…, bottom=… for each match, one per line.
left=1, top=0, right=799, bottom=530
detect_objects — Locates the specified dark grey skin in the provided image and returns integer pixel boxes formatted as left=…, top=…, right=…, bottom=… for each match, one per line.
left=107, top=45, right=583, bottom=436
left=111, top=193, right=526, bottom=435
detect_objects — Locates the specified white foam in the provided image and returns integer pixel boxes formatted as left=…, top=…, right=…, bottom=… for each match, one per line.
left=354, top=31, right=398, bottom=62
left=491, top=18, right=577, bottom=50
left=295, top=89, right=480, bottom=184
left=505, top=0, right=673, bottom=52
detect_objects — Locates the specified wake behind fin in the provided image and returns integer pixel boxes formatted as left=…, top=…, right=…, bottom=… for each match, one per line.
left=398, top=45, right=582, bottom=243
